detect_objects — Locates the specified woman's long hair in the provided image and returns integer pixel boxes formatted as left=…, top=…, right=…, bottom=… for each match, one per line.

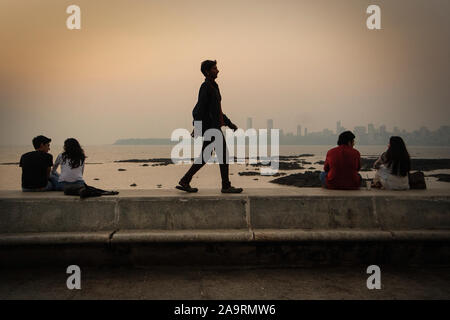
left=385, top=136, right=410, bottom=176
left=62, top=138, right=86, bottom=169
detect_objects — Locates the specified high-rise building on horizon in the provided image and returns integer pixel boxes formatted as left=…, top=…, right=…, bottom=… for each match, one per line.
left=354, top=126, right=366, bottom=136
left=297, top=125, right=302, bottom=137
left=336, top=121, right=345, bottom=134
left=246, top=117, right=253, bottom=130
left=267, top=119, right=273, bottom=131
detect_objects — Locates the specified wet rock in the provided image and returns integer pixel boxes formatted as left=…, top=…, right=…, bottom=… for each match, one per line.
left=238, top=171, right=286, bottom=177
left=94, top=178, right=100, bottom=181
left=427, top=174, right=450, bottom=182
left=253, top=178, right=259, bottom=181
left=115, top=158, right=173, bottom=166
left=251, top=161, right=304, bottom=170
left=142, top=164, right=149, bottom=167
left=250, top=163, right=270, bottom=167
left=118, top=168, right=126, bottom=171
left=130, top=183, right=137, bottom=187
left=360, top=158, right=450, bottom=172
left=238, top=171, right=259, bottom=176
left=410, top=159, right=450, bottom=171
left=272, top=172, right=287, bottom=177
left=279, top=162, right=305, bottom=170
left=270, top=171, right=322, bottom=188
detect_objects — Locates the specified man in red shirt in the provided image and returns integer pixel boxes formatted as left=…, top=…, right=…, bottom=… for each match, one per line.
left=320, top=131, right=362, bottom=190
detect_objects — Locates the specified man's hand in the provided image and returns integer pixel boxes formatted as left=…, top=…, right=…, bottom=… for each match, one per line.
left=229, top=123, right=238, bottom=131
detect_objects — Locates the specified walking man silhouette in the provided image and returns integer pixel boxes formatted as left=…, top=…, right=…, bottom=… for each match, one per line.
left=176, top=60, right=243, bottom=193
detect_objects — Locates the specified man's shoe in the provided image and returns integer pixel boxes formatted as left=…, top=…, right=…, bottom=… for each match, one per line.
left=221, top=186, right=243, bottom=193
left=175, top=181, right=198, bottom=193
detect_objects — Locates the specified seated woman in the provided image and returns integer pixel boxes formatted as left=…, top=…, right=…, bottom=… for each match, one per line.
left=372, top=136, right=410, bottom=190
left=51, top=138, right=86, bottom=191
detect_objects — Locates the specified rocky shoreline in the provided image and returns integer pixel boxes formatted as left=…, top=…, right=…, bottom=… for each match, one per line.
left=113, top=157, right=450, bottom=172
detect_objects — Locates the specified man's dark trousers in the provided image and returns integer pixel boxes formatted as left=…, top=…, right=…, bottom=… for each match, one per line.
left=180, top=130, right=231, bottom=189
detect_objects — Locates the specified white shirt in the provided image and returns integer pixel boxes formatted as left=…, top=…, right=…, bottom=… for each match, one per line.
left=52, top=153, right=84, bottom=182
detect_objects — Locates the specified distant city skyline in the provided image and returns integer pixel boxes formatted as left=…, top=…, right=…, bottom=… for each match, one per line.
left=245, top=116, right=450, bottom=143
left=114, top=118, right=450, bottom=146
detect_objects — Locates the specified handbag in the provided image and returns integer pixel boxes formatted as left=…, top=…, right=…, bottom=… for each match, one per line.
left=408, top=171, right=426, bottom=189
left=64, top=183, right=119, bottom=198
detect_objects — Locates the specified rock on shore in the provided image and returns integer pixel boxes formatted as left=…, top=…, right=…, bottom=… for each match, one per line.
left=270, top=171, right=322, bottom=188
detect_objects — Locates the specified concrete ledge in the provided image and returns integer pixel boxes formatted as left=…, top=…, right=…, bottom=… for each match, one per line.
left=376, top=197, right=450, bottom=230
left=250, top=197, right=377, bottom=229
left=112, top=229, right=253, bottom=243
left=0, top=188, right=449, bottom=245
left=1, top=229, right=449, bottom=246
left=117, top=198, right=248, bottom=230
left=0, top=198, right=116, bottom=233
left=254, top=229, right=450, bottom=241
left=254, top=229, right=392, bottom=241
left=0, top=231, right=111, bottom=245
left=390, top=230, right=450, bottom=241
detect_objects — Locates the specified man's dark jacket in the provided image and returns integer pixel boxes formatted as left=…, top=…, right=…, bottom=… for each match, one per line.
left=192, top=78, right=233, bottom=134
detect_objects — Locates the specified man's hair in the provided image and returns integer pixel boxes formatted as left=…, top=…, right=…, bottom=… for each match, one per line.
left=337, top=131, right=355, bottom=146
left=32, top=135, right=51, bottom=149
left=201, top=60, right=217, bottom=76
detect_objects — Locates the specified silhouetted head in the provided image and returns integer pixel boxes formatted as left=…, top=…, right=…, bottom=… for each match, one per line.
left=32, top=135, right=51, bottom=152
left=62, top=138, right=86, bottom=169
left=337, top=131, right=355, bottom=147
left=385, top=136, right=410, bottom=176
left=201, top=60, right=219, bottom=79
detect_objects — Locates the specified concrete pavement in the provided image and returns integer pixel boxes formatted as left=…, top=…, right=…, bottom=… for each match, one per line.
left=1, top=265, right=449, bottom=300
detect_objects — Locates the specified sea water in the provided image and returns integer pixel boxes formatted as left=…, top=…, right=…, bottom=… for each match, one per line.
left=1, top=145, right=449, bottom=190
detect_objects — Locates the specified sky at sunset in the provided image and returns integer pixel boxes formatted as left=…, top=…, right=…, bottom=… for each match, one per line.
left=1, top=0, right=449, bottom=145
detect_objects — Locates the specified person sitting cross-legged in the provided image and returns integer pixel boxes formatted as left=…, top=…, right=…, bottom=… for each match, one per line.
left=51, top=138, right=86, bottom=191
left=20, top=135, right=56, bottom=192
left=320, top=131, right=362, bottom=190
left=372, top=136, right=410, bottom=190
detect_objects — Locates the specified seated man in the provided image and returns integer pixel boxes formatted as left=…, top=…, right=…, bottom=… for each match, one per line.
left=320, top=131, right=361, bottom=190
left=20, top=135, right=56, bottom=192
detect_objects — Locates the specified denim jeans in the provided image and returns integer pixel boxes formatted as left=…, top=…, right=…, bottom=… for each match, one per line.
left=54, top=180, right=85, bottom=191
left=51, top=172, right=85, bottom=191
left=22, top=180, right=54, bottom=192
left=320, top=171, right=328, bottom=188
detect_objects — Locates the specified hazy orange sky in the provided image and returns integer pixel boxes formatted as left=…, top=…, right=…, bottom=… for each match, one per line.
left=0, top=0, right=449, bottom=145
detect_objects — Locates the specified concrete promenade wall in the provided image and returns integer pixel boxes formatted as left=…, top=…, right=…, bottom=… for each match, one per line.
left=1, top=188, right=449, bottom=243
left=0, top=188, right=449, bottom=266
